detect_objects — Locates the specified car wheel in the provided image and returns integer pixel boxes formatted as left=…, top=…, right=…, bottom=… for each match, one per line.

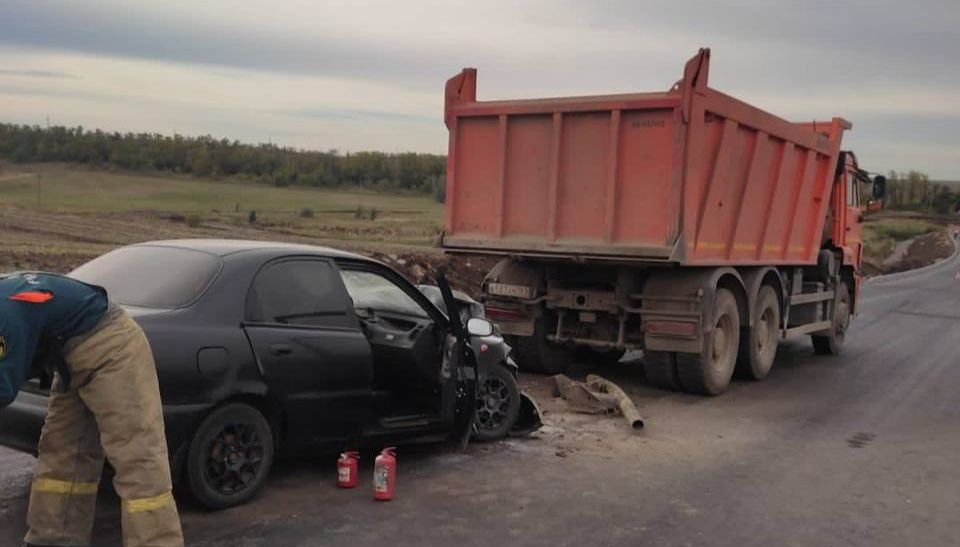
left=187, top=403, right=275, bottom=510
left=474, top=364, right=521, bottom=442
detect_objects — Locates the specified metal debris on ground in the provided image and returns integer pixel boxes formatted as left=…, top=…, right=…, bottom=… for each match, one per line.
left=551, top=374, right=645, bottom=430
left=585, top=375, right=644, bottom=430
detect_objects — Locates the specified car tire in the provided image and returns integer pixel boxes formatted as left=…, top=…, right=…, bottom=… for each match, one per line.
left=187, top=403, right=275, bottom=510
left=474, top=364, right=521, bottom=442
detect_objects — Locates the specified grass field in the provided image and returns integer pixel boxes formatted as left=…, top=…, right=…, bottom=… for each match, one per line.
left=0, top=163, right=450, bottom=274
left=0, top=163, right=441, bottom=214
left=0, top=163, right=443, bottom=244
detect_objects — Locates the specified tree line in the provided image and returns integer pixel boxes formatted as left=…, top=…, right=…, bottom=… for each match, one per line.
left=2, top=123, right=954, bottom=214
left=880, top=170, right=959, bottom=215
left=0, top=123, right=448, bottom=201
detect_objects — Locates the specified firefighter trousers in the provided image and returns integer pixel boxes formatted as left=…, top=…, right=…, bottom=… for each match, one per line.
left=25, top=307, right=184, bottom=547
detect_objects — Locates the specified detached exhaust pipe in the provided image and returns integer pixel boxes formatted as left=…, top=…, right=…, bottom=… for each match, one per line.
left=585, top=374, right=644, bottom=430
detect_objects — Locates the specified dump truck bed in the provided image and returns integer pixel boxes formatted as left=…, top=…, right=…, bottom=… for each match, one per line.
left=442, top=49, right=849, bottom=266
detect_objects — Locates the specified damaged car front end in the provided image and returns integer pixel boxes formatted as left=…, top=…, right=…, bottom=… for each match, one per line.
left=418, top=283, right=542, bottom=439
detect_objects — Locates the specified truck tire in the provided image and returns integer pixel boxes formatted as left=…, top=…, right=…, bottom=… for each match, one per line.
left=643, top=350, right=681, bottom=391
left=677, top=288, right=740, bottom=395
left=581, top=347, right=627, bottom=366
left=812, top=281, right=851, bottom=355
left=514, top=318, right=575, bottom=375
left=736, top=285, right=780, bottom=380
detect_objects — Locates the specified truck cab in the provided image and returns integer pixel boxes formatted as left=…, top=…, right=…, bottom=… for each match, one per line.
left=831, top=152, right=865, bottom=272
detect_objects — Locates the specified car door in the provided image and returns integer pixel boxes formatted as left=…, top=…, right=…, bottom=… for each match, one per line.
left=243, top=257, right=374, bottom=445
left=336, top=262, right=470, bottom=433
left=435, top=272, right=479, bottom=444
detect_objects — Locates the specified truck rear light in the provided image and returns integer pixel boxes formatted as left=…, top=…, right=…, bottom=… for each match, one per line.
left=646, top=320, right=697, bottom=338
left=486, top=307, right=529, bottom=322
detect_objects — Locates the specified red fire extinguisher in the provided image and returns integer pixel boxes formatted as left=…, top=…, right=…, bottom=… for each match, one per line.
left=373, top=447, right=397, bottom=501
left=337, top=451, right=359, bottom=489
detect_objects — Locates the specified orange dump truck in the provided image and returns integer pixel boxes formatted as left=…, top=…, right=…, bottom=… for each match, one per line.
left=442, top=49, right=885, bottom=395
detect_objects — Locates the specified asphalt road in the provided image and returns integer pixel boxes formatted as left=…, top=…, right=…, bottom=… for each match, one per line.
left=2, top=249, right=959, bottom=547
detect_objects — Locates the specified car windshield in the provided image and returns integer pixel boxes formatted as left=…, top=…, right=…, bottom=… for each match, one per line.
left=70, top=245, right=222, bottom=309
left=417, top=285, right=481, bottom=323
left=340, top=270, right=428, bottom=318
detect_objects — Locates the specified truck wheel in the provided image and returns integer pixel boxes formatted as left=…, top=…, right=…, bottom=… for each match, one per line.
left=581, top=347, right=626, bottom=366
left=643, top=350, right=681, bottom=391
left=677, top=288, right=740, bottom=395
left=812, top=281, right=851, bottom=355
left=736, top=285, right=780, bottom=380
left=514, top=318, right=575, bottom=375
left=187, top=403, right=274, bottom=510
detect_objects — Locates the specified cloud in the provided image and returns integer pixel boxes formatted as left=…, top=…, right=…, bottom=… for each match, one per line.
left=0, top=0, right=462, bottom=88
left=0, top=0, right=956, bottom=177
left=565, top=0, right=959, bottom=84
left=0, top=68, right=76, bottom=79
left=278, top=108, right=436, bottom=125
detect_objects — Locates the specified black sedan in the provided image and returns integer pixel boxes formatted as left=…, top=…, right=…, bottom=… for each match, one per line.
left=0, top=240, right=537, bottom=509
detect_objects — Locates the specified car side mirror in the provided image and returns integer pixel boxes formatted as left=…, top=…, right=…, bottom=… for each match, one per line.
left=873, top=175, right=886, bottom=200
left=466, top=317, right=494, bottom=337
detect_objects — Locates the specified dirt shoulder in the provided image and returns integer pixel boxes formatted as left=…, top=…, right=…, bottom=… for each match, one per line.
left=862, top=229, right=955, bottom=276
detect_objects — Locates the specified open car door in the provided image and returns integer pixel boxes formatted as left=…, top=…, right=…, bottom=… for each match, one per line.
left=435, top=271, right=479, bottom=447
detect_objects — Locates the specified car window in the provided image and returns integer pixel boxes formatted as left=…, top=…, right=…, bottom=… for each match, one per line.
left=246, top=260, right=349, bottom=326
left=70, top=245, right=222, bottom=309
left=340, top=270, right=429, bottom=318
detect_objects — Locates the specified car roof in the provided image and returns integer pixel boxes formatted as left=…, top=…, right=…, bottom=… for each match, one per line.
left=133, top=239, right=372, bottom=261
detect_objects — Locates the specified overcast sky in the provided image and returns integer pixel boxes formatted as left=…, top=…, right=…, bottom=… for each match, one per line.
left=1, top=0, right=957, bottom=178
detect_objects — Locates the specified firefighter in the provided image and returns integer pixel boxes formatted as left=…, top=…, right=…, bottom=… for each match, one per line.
left=0, top=272, right=183, bottom=547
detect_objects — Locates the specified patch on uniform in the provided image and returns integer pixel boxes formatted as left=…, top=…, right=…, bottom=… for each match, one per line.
left=9, top=291, right=54, bottom=303
left=0, top=336, right=6, bottom=360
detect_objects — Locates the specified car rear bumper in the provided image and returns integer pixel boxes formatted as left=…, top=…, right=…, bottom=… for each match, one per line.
left=0, top=390, right=47, bottom=455
left=0, top=390, right=212, bottom=461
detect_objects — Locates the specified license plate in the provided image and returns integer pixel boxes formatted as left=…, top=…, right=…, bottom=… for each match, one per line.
left=487, top=282, right=534, bottom=299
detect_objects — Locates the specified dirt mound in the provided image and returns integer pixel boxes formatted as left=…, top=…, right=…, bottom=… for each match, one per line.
left=369, top=252, right=499, bottom=296
left=864, top=230, right=955, bottom=276
left=887, top=230, right=955, bottom=274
